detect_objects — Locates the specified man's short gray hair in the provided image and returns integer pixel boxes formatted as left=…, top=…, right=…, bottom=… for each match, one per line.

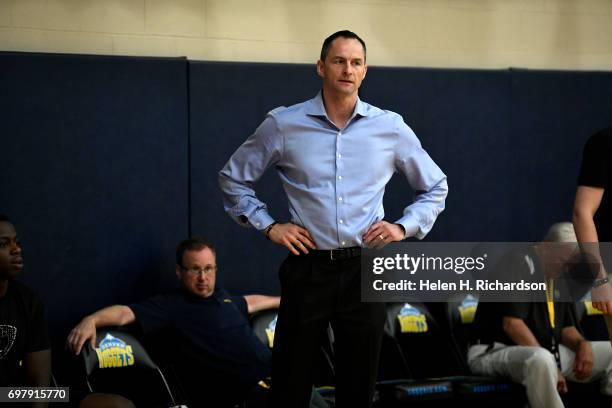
left=543, top=222, right=577, bottom=243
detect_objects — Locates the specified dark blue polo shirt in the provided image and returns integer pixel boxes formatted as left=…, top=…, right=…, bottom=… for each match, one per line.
left=129, top=288, right=271, bottom=386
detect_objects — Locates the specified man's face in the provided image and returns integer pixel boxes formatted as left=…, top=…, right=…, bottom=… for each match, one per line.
left=317, top=37, right=367, bottom=98
left=0, top=221, right=23, bottom=280
left=175, top=247, right=216, bottom=298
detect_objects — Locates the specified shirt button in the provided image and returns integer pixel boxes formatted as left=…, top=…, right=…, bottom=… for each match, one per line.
left=338, top=132, right=342, bottom=136
left=338, top=175, right=342, bottom=180
left=341, top=241, right=346, bottom=246
left=339, top=219, right=344, bottom=224
left=338, top=154, right=342, bottom=158
left=256, top=222, right=260, bottom=227
left=338, top=197, right=343, bottom=201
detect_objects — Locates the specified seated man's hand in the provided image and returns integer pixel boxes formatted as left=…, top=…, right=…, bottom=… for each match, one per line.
left=573, top=340, right=594, bottom=380
left=363, top=221, right=405, bottom=249
left=66, top=317, right=97, bottom=355
left=557, top=369, right=568, bottom=394
left=268, top=223, right=316, bottom=255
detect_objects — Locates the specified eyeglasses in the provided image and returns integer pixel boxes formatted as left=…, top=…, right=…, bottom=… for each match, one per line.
left=180, top=265, right=217, bottom=276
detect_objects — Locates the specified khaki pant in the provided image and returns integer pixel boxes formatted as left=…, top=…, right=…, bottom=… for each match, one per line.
left=468, top=341, right=612, bottom=408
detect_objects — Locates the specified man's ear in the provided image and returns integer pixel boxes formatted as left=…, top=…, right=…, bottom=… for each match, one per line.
left=363, top=63, right=368, bottom=80
left=316, top=59, right=324, bottom=78
left=175, top=265, right=181, bottom=279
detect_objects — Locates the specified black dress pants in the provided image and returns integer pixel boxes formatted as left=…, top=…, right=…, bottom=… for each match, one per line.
left=270, top=253, right=386, bottom=408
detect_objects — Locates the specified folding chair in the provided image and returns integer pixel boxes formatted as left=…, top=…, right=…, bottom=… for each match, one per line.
left=80, top=328, right=180, bottom=408
left=445, top=294, right=527, bottom=406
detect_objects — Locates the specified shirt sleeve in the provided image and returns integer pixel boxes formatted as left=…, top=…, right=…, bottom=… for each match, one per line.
left=578, top=133, right=608, bottom=188
left=560, top=302, right=578, bottom=329
left=231, top=296, right=249, bottom=319
left=498, top=302, right=530, bottom=320
left=129, top=293, right=174, bottom=334
left=218, top=111, right=284, bottom=231
left=392, top=115, right=448, bottom=239
left=25, top=294, right=50, bottom=353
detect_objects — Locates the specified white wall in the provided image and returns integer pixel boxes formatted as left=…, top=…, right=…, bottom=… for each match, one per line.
left=1, top=0, right=612, bottom=69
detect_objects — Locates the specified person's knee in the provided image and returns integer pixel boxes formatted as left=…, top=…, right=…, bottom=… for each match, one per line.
left=523, top=348, right=557, bottom=380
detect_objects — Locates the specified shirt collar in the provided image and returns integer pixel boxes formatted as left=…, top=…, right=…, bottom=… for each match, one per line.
left=305, top=91, right=369, bottom=119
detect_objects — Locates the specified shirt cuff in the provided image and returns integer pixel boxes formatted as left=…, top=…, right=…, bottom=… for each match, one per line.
left=394, top=216, right=422, bottom=240
left=249, top=210, right=276, bottom=231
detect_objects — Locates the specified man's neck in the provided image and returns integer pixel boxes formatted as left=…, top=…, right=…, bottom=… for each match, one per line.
left=322, top=90, right=358, bottom=130
left=0, top=279, right=8, bottom=298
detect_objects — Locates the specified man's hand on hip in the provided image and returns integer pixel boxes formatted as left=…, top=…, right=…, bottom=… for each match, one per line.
left=268, top=223, right=317, bottom=255
left=363, top=221, right=405, bottom=249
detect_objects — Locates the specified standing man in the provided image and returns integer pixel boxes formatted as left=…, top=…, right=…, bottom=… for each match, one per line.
left=573, top=128, right=612, bottom=316
left=219, top=30, right=448, bottom=408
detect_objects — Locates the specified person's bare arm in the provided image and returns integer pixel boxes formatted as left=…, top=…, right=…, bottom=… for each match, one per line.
left=22, top=349, right=51, bottom=408
left=562, top=326, right=593, bottom=380
left=573, top=186, right=604, bottom=245
left=66, top=305, right=135, bottom=355
left=244, top=295, right=281, bottom=314
left=573, top=185, right=612, bottom=313
left=502, top=316, right=540, bottom=347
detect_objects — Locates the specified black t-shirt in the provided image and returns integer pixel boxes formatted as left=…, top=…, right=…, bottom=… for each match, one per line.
left=129, top=288, right=271, bottom=386
left=473, top=251, right=576, bottom=351
left=0, top=280, right=50, bottom=386
left=578, top=127, right=612, bottom=242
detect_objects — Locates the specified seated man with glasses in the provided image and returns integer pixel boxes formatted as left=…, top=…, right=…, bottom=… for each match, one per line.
left=67, top=237, right=280, bottom=408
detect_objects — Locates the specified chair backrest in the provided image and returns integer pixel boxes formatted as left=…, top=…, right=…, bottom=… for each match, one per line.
left=250, top=309, right=278, bottom=350
left=575, top=300, right=609, bottom=341
left=81, top=328, right=177, bottom=407
left=385, top=302, right=464, bottom=379
left=446, top=293, right=479, bottom=370
left=250, top=309, right=335, bottom=386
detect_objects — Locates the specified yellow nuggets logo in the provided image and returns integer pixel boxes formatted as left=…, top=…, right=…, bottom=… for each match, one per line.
left=265, top=315, right=277, bottom=348
left=458, top=295, right=478, bottom=324
left=95, top=333, right=135, bottom=369
left=585, top=301, right=603, bottom=316
left=397, top=303, right=428, bottom=333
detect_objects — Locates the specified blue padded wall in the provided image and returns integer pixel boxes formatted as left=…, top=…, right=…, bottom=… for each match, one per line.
left=3, top=52, right=612, bottom=339
left=361, top=67, right=511, bottom=242
left=0, top=52, right=189, bottom=337
left=508, top=69, right=612, bottom=241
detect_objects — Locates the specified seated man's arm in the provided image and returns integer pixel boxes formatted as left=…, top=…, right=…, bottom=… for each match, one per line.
left=66, top=305, right=135, bottom=355
left=502, top=316, right=540, bottom=347
left=244, top=295, right=280, bottom=314
left=561, top=326, right=593, bottom=380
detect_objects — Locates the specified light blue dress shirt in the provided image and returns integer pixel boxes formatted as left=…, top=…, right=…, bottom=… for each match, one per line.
left=219, top=92, right=448, bottom=250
